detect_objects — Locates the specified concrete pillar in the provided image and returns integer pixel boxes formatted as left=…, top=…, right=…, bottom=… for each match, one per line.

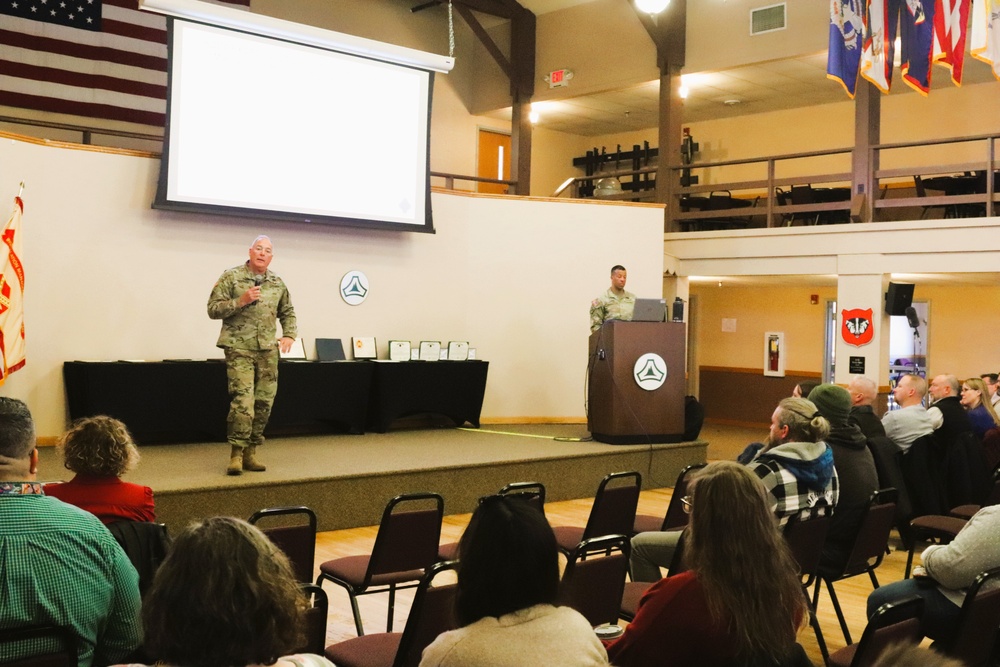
left=835, top=257, right=890, bottom=389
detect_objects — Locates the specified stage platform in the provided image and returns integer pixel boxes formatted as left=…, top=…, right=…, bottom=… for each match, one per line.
left=36, top=424, right=708, bottom=532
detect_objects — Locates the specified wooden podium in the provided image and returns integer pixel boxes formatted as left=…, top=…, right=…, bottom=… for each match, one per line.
left=587, top=321, right=686, bottom=444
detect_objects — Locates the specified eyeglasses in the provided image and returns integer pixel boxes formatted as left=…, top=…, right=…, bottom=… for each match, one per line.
left=681, top=495, right=692, bottom=514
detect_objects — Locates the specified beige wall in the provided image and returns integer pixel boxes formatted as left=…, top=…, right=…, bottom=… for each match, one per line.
left=0, top=134, right=665, bottom=438
left=690, top=281, right=1000, bottom=384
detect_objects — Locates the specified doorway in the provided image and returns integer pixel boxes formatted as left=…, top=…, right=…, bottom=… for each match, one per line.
left=477, top=129, right=511, bottom=195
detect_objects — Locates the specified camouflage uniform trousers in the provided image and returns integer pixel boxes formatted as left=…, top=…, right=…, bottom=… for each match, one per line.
left=224, top=347, right=279, bottom=450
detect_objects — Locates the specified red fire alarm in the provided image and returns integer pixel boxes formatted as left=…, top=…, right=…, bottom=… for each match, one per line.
left=810, top=294, right=819, bottom=305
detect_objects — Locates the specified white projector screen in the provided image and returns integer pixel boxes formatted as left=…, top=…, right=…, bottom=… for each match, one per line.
left=155, top=18, right=435, bottom=233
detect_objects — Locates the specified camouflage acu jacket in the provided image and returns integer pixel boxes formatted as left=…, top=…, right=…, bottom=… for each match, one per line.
left=207, top=262, right=298, bottom=350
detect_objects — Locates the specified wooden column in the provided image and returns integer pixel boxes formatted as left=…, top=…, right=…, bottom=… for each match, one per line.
left=852, top=79, right=880, bottom=222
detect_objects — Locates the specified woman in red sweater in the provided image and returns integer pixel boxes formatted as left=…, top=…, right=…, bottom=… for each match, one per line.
left=45, top=415, right=155, bottom=524
left=607, top=461, right=807, bottom=667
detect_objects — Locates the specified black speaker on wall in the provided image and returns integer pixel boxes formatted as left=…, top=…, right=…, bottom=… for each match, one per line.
left=885, top=282, right=915, bottom=316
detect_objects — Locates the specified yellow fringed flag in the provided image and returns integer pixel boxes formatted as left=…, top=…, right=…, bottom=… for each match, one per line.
left=0, top=195, right=26, bottom=385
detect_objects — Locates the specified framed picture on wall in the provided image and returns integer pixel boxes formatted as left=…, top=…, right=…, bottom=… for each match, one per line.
left=764, top=331, right=785, bottom=377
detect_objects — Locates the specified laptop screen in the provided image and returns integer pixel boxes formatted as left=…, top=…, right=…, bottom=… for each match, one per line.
left=632, top=298, right=666, bottom=323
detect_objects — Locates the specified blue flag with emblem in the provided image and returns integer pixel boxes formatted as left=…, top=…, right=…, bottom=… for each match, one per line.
left=828, top=0, right=866, bottom=97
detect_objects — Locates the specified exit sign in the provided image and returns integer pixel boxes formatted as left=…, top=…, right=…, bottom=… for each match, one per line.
left=547, top=68, right=573, bottom=88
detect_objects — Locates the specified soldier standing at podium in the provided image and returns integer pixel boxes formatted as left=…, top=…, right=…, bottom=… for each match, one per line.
left=208, top=235, right=297, bottom=476
left=590, top=264, right=635, bottom=332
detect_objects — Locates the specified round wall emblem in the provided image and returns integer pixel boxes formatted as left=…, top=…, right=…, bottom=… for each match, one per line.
left=340, top=271, right=369, bottom=305
left=633, top=353, right=667, bottom=391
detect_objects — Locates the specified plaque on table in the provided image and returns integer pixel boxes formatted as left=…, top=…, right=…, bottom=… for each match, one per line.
left=447, top=341, right=469, bottom=361
left=279, top=337, right=306, bottom=359
left=352, top=336, right=377, bottom=359
left=419, top=341, right=441, bottom=362
left=316, top=338, right=346, bottom=361
left=389, top=340, right=411, bottom=362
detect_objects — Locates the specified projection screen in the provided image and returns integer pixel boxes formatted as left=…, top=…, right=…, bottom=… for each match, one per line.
left=145, top=0, right=454, bottom=233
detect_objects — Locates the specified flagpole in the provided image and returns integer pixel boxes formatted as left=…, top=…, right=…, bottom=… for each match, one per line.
left=17, top=182, right=24, bottom=198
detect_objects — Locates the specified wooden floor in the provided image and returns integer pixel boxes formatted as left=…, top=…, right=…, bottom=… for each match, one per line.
left=312, top=485, right=918, bottom=666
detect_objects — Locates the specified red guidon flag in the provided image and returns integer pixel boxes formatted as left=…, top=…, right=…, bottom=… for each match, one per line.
left=0, top=196, right=26, bottom=385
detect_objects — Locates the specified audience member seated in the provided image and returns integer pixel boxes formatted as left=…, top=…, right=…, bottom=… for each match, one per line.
left=959, top=377, right=1000, bottom=441
left=980, top=372, right=1000, bottom=409
left=847, top=375, right=887, bottom=439
left=630, top=397, right=839, bottom=583
left=44, top=416, right=155, bottom=524
left=419, top=494, right=608, bottom=667
left=866, top=504, right=1000, bottom=644
left=792, top=381, right=820, bottom=399
left=882, top=374, right=939, bottom=453
left=119, top=516, right=332, bottom=667
left=0, top=398, right=141, bottom=667
left=928, top=375, right=974, bottom=447
left=607, top=462, right=810, bottom=667
left=807, top=384, right=878, bottom=570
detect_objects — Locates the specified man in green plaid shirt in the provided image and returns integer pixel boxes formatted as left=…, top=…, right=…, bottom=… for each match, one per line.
left=0, top=398, right=142, bottom=666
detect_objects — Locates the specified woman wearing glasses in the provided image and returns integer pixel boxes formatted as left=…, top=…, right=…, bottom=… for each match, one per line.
left=419, top=494, right=608, bottom=667
left=606, top=461, right=809, bottom=667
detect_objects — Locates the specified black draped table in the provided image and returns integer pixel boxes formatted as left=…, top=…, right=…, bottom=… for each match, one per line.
left=63, top=359, right=489, bottom=444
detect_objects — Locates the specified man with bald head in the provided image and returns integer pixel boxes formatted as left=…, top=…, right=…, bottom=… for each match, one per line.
left=928, top=374, right=974, bottom=447
left=0, top=398, right=141, bottom=666
left=847, top=375, right=887, bottom=439
left=882, top=374, right=941, bottom=452
left=208, top=235, right=298, bottom=475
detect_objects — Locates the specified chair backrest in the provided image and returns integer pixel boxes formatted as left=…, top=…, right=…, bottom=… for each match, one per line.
left=498, top=481, right=546, bottom=516
left=558, top=534, right=630, bottom=627
left=0, top=625, right=77, bottom=667
left=393, top=560, right=458, bottom=667
left=839, top=488, right=898, bottom=578
left=297, top=583, right=328, bottom=655
left=913, top=175, right=927, bottom=197
left=248, top=506, right=317, bottom=584
left=367, top=493, right=444, bottom=582
left=106, top=520, right=171, bottom=597
left=945, top=566, right=1000, bottom=667
left=850, top=595, right=924, bottom=667
left=790, top=185, right=815, bottom=205
left=660, top=463, right=707, bottom=532
left=783, top=511, right=832, bottom=585
left=582, top=471, right=641, bottom=541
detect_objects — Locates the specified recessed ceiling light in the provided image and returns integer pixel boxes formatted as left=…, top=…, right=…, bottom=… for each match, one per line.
left=723, top=98, right=742, bottom=106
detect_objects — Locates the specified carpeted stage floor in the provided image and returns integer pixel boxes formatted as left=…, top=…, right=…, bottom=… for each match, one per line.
left=35, top=422, right=731, bottom=532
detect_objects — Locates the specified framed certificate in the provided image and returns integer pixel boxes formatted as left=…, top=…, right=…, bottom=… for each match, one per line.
left=447, top=341, right=469, bottom=361
left=418, top=341, right=441, bottom=362
left=279, top=337, right=306, bottom=359
left=352, top=336, right=377, bottom=360
left=389, top=340, right=411, bottom=362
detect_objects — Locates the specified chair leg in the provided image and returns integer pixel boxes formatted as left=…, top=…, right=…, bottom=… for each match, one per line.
left=803, top=587, right=830, bottom=667
left=387, top=583, right=396, bottom=632
left=905, top=543, right=916, bottom=579
left=348, top=592, right=365, bottom=636
left=824, top=578, right=852, bottom=646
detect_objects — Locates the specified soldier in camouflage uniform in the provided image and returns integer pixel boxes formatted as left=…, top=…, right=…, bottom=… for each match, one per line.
left=589, top=264, right=636, bottom=333
left=208, top=236, right=297, bottom=476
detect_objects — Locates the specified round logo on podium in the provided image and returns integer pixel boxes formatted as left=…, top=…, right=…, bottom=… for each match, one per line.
left=633, top=353, right=667, bottom=391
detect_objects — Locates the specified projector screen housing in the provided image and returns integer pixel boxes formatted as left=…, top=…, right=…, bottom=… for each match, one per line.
left=148, top=1, right=452, bottom=233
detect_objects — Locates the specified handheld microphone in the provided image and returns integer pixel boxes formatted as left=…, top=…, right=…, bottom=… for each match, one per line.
left=249, top=275, right=263, bottom=306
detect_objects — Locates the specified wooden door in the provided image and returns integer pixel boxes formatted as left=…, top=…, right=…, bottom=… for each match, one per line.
left=477, top=129, right=511, bottom=194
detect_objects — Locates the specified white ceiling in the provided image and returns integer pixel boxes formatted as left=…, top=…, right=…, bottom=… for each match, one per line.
left=492, top=0, right=1000, bottom=136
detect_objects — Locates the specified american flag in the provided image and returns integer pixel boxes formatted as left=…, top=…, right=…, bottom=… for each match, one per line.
left=0, top=0, right=249, bottom=128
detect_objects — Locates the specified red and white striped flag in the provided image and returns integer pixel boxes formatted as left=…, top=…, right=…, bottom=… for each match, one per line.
left=0, top=195, right=26, bottom=386
left=932, top=0, right=971, bottom=85
left=0, top=0, right=250, bottom=128
left=971, top=0, right=1000, bottom=79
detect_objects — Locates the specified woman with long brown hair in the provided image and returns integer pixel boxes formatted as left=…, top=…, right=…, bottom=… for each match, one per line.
left=606, top=461, right=809, bottom=667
